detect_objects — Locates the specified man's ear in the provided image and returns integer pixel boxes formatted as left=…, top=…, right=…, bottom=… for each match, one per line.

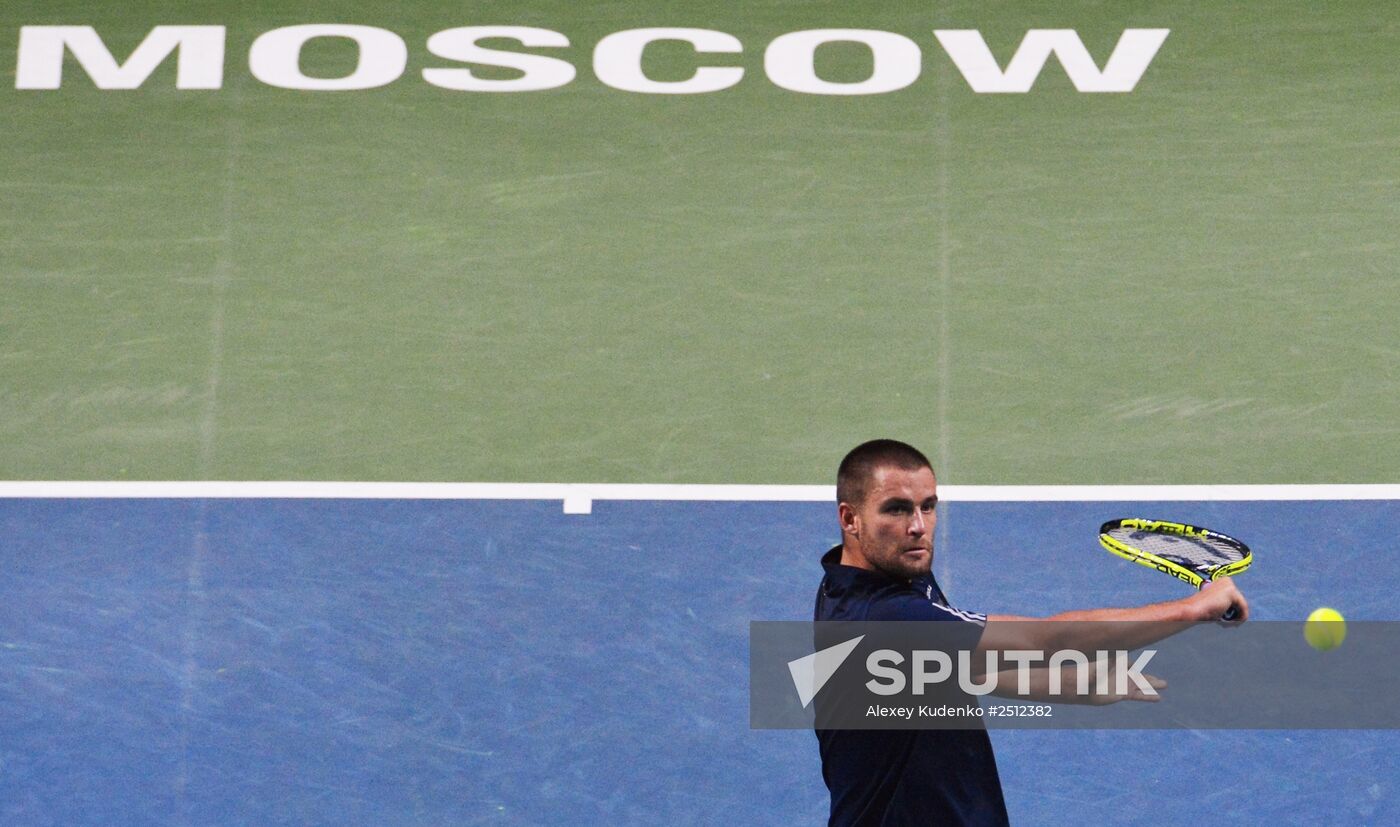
left=838, top=502, right=859, bottom=536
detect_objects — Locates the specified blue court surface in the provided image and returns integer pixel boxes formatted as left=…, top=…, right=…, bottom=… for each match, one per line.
left=2, top=497, right=1396, bottom=825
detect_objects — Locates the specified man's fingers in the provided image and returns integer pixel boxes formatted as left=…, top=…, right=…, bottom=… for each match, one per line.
left=1203, top=577, right=1249, bottom=622
left=1089, top=672, right=1167, bottom=704
left=1127, top=673, right=1166, bottom=702
left=1218, top=586, right=1248, bottom=624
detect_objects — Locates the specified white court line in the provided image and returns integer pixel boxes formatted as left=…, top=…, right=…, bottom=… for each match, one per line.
left=0, top=482, right=1397, bottom=514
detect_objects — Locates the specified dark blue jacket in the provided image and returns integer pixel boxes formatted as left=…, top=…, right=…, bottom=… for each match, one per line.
left=815, top=547, right=1010, bottom=826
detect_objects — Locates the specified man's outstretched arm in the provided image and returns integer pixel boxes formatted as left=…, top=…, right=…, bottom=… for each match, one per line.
left=978, top=577, right=1248, bottom=655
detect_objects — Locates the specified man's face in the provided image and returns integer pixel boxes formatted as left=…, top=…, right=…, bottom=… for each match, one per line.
left=843, top=465, right=938, bottom=580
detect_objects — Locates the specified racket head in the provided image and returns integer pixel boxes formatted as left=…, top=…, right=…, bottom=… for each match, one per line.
left=1098, top=518, right=1252, bottom=588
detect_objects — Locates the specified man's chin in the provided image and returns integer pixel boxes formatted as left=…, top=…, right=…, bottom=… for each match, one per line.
left=890, top=550, right=932, bottom=578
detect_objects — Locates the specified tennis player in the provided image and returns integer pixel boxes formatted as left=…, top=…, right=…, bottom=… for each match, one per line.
left=816, top=439, right=1248, bottom=826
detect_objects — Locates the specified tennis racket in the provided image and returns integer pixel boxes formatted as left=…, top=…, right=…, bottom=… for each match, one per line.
left=1098, top=519, right=1252, bottom=621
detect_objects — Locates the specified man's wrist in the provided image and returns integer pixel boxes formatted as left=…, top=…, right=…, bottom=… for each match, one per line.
left=1181, top=591, right=1214, bottom=622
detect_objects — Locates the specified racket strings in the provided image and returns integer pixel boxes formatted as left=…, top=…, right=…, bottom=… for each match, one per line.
left=1105, top=528, right=1245, bottom=570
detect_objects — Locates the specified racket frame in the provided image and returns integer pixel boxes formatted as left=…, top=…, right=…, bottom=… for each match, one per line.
left=1098, top=518, right=1252, bottom=588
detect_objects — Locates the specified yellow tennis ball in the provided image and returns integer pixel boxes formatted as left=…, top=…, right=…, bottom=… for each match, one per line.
left=1304, top=607, right=1346, bottom=651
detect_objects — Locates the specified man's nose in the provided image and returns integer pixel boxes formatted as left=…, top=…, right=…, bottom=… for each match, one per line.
left=908, top=511, right=927, bottom=535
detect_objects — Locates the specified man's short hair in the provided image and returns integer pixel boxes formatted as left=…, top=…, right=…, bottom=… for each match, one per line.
left=836, top=439, right=934, bottom=506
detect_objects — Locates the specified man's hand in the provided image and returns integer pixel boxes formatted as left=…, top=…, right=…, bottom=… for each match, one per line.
left=1194, top=577, right=1248, bottom=623
left=1087, top=672, right=1167, bottom=705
